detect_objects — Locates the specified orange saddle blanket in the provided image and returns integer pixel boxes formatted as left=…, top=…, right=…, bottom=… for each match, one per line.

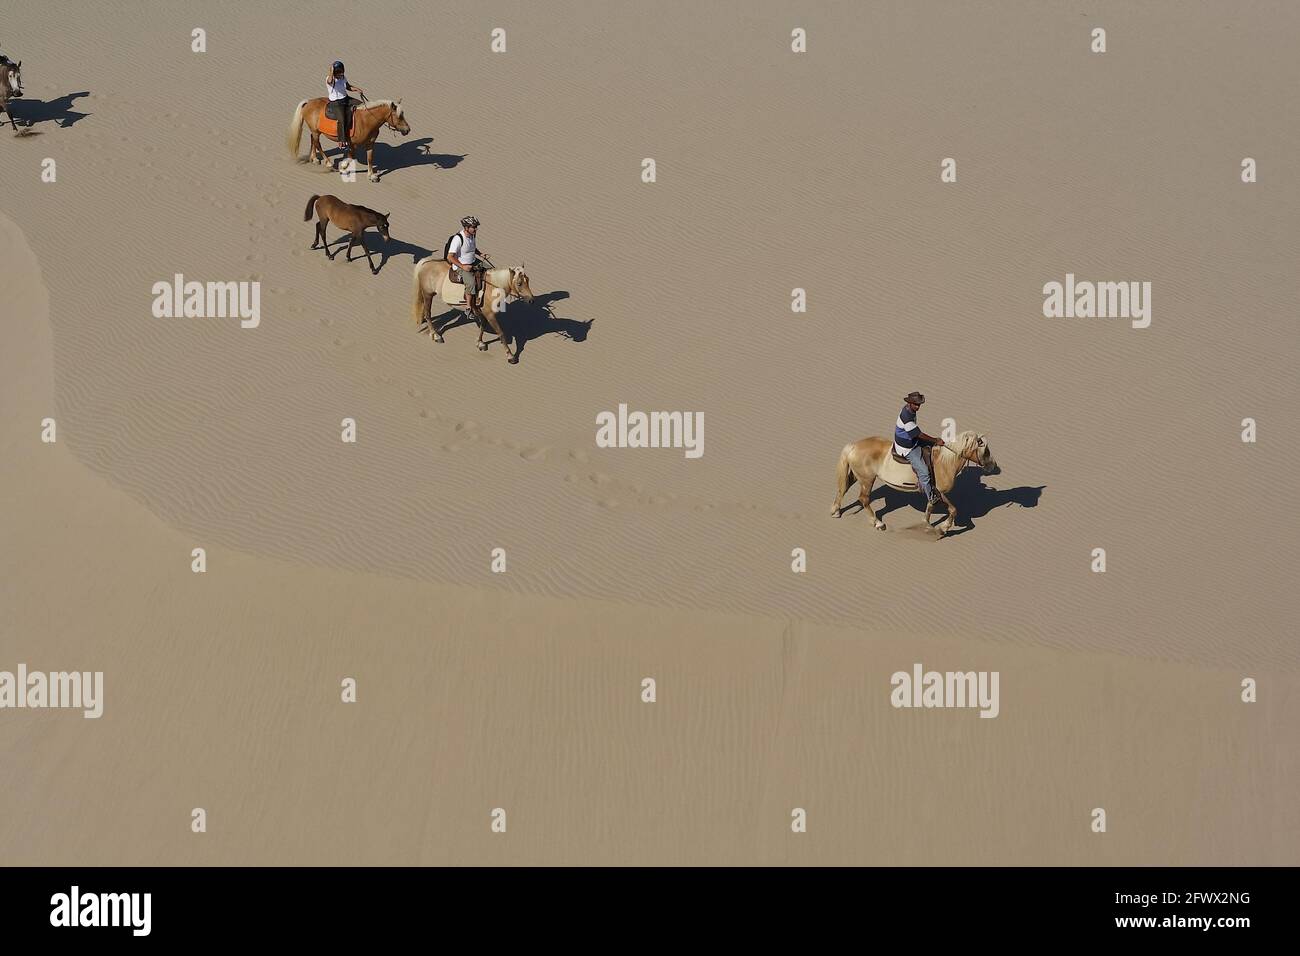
left=319, top=112, right=358, bottom=140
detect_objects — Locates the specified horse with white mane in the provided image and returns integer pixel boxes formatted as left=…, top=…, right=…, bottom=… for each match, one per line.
left=411, top=256, right=535, bottom=364
left=286, top=97, right=410, bottom=182
left=832, top=430, right=1001, bottom=535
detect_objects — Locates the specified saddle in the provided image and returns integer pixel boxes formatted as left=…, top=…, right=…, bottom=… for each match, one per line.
left=890, top=443, right=933, bottom=471
left=440, top=268, right=487, bottom=309
left=320, top=101, right=358, bottom=140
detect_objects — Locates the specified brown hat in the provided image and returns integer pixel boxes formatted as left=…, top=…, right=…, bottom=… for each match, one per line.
left=903, top=391, right=925, bottom=405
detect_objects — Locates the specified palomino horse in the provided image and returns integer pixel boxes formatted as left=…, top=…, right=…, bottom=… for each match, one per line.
left=832, top=431, right=1000, bottom=535
left=286, top=97, right=410, bottom=182
left=0, top=58, right=23, bottom=132
left=411, top=257, right=535, bottom=365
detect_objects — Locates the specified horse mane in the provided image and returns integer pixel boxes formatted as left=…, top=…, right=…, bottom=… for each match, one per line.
left=941, top=431, right=978, bottom=457
left=359, top=99, right=400, bottom=117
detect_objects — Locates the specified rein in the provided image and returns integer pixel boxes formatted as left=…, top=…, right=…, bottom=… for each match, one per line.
left=939, top=441, right=983, bottom=469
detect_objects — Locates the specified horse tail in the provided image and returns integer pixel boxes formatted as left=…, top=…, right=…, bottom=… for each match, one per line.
left=412, top=258, right=431, bottom=327
left=303, top=194, right=320, bottom=222
left=287, top=100, right=307, bottom=160
left=837, top=443, right=858, bottom=494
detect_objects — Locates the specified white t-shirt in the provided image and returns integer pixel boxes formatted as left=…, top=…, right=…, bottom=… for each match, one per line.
left=327, top=76, right=348, bottom=101
left=447, top=231, right=477, bottom=267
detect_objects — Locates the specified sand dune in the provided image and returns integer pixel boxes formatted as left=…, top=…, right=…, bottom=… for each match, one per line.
left=1, top=0, right=1297, bottom=864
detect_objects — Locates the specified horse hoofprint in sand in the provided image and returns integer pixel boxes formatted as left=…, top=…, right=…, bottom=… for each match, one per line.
left=832, top=431, right=1001, bottom=535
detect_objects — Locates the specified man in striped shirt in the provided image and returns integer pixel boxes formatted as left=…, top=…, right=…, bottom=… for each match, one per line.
left=894, top=391, right=945, bottom=504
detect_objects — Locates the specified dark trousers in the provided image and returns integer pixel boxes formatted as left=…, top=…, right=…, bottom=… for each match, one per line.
left=328, top=98, right=352, bottom=145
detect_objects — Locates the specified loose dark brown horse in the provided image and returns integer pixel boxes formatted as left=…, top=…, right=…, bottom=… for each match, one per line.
left=0, top=59, right=23, bottom=132
left=286, top=97, right=410, bottom=182
left=305, top=194, right=390, bottom=274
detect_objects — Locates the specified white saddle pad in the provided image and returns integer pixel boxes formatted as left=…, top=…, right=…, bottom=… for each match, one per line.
left=878, top=453, right=921, bottom=491
left=440, top=276, right=468, bottom=308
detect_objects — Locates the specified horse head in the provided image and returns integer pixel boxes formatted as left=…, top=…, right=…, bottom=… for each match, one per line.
left=973, top=433, right=1000, bottom=476
left=508, top=265, right=534, bottom=302
left=385, top=98, right=410, bottom=136
left=2, top=61, right=22, bottom=98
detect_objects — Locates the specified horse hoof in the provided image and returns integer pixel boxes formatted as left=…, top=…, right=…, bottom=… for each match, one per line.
left=508, top=356, right=519, bottom=365
left=368, top=174, right=379, bottom=183
left=874, top=522, right=886, bottom=531
left=477, top=343, right=488, bottom=352
left=831, top=509, right=841, bottom=518
left=433, top=334, right=444, bottom=344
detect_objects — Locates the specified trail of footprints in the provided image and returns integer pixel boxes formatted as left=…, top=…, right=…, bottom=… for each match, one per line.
left=380, top=386, right=799, bottom=519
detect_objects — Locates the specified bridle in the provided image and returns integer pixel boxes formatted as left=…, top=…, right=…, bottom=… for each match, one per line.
left=506, top=269, right=530, bottom=299
left=941, top=440, right=985, bottom=470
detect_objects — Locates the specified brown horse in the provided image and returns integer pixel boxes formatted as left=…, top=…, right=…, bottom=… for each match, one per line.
left=832, top=431, right=1000, bottom=535
left=286, top=98, right=410, bottom=182
left=411, top=256, right=535, bottom=364
left=305, top=194, right=390, bottom=274
left=0, top=59, right=23, bottom=132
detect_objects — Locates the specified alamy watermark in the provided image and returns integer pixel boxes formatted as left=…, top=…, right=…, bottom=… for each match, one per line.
left=595, top=403, right=704, bottom=459
left=152, top=273, right=260, bottom=328
left=1043, top=273, right=1150, bottom=329
left=50, top=886, right=150, bottom=936
left=0, top=664, right=103, bottom=718
left=890, top=662, right=999, bottom=718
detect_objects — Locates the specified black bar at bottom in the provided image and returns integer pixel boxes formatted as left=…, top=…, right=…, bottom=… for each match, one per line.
left=0, top=866, right=1282, bottom=942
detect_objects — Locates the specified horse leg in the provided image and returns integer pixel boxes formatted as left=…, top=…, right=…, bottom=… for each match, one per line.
left=936, top=489, right=957, bottom=535
left=480, top=305, right=516, bottom=364
left=360, top=232, right=379, bottom=274
left=860, top=476, right=885, bottom=530
left=831, top=459, right=855, bottom=517
left=324, top=220, right=339, bottom=259
left=311, top=219, right=323, bottom=250
left=367, top=142, right=379, bottom=183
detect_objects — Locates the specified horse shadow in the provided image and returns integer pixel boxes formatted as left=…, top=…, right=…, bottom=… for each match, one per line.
left=501, top=292, right=593, bottom=361
left=9, top=90, right=91, bottom=130
left=427, top=292, right=592, bottom=365
left=865, top=470, right=1044, bottom=536
left=370, top=138, right=465, bottom=180
left=377, top=238, right=432, bottom=273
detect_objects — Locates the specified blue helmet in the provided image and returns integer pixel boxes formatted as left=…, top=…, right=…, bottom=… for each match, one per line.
left=331, top=60, right=344, bottom=72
